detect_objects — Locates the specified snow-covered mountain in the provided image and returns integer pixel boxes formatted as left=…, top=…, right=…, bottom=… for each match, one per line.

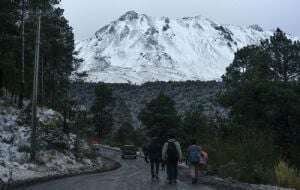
left=75, top=11, right=273, bottom=84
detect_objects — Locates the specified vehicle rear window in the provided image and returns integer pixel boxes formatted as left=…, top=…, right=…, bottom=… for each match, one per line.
left=123, top=146, right=136, bottom=151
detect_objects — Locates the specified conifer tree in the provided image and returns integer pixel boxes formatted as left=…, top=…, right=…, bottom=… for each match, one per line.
left=0, top=0, right=20, bottom=97
left=262, top=29, right=300, bottom=82
left=91, top=84, right=114, bottom=137
left=139, top=93, right=181, bottom=144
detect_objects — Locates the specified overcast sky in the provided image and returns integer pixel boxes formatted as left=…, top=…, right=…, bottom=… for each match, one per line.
left=60, top=0, right=300, bottom=40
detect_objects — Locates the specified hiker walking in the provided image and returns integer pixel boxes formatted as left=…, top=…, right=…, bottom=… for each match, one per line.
left=199, top=148, right=208, bottom=176
left=144, top=137, right=163, bottom=180
left=162, top=133, right=182, bottom=184
left=187, top=139, right=202, bottom=184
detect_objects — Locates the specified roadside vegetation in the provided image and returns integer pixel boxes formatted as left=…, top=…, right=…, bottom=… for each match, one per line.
left=275, top=161, right=300, bottom=190
left=216, top=29, right=300, bottom=187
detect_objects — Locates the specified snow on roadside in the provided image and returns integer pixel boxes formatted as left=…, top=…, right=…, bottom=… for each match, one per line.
left=0, top=98, right=102, bottom=183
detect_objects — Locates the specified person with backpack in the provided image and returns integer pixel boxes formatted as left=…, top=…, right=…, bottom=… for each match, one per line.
left=144, top=137, right=163, bottom=180
left=162, top=134, right=182, bottom=184
left=187, top=139, right=202, bottom=184
left=199, top=149, right=208, bottom=175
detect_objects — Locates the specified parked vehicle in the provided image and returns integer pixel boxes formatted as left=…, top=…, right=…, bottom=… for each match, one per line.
left=121, top=145, right=138, bottom=159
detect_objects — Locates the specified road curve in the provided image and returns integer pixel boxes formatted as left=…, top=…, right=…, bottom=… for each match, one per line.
left=18, top=151, right=215, bottom=190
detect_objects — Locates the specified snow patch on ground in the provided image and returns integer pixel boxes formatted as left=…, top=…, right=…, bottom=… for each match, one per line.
left=0, top=98, right=102, bottom=183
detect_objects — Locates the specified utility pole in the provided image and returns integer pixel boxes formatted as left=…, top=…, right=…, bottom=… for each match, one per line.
left=18, top=0, right=26, bottom=108
left=31, top=9, right=42, bottom=161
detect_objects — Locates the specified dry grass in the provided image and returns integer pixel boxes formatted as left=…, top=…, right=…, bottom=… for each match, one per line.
left=275, top=161, right=300, bottom=190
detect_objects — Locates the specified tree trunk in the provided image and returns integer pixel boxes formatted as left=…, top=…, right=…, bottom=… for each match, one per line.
left=18, top=0, right=26, bottom=108
left=0, top=69, right=3, bottom=96
left=31, top=10, right=42, bottom=161
left=40, top=55, right=44, bottom=105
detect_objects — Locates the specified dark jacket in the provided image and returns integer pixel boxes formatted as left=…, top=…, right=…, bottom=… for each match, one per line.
left=145, top=141, right=162, bottom=161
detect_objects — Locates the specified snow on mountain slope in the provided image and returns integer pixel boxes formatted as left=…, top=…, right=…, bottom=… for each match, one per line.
left=75, top=11, right=273, bottom=84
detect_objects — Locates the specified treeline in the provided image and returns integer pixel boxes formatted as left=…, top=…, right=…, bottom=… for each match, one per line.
left=0, top=0, right=79, bottom=111
left=73, top=80, right=221, bottom=93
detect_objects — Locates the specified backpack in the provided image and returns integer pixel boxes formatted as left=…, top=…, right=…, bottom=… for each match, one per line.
left=189, top=146, right=201, bottom=164
left=167, top=142, right=179, bottom=162
left=199, top=151, right=208, bottom=165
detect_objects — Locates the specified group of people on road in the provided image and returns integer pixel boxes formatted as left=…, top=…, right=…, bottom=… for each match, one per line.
left=143, top=133, right=208, bottom=184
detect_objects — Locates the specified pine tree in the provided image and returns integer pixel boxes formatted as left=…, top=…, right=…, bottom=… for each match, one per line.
left=263, top=29, right=300, bottom=82
left=18, top=0, right=26, bottom=108
left=91, top=83, right=114, bottom=137
left=39, top=7, right=76, bottom=110
left=0, top=0, right=20, bottom=97
left=1, top=0, right=76, bottom=108
left=138, top=93, right=181, bottom=144
left=113, top=122, right=135, bottom=146
left=182, top=107, right=208, bottom=147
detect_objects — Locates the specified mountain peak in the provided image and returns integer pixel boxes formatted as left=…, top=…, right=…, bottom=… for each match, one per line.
left=249, top=24, right=264, bottom=32
left=119, top=10, right=140, bottom=21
